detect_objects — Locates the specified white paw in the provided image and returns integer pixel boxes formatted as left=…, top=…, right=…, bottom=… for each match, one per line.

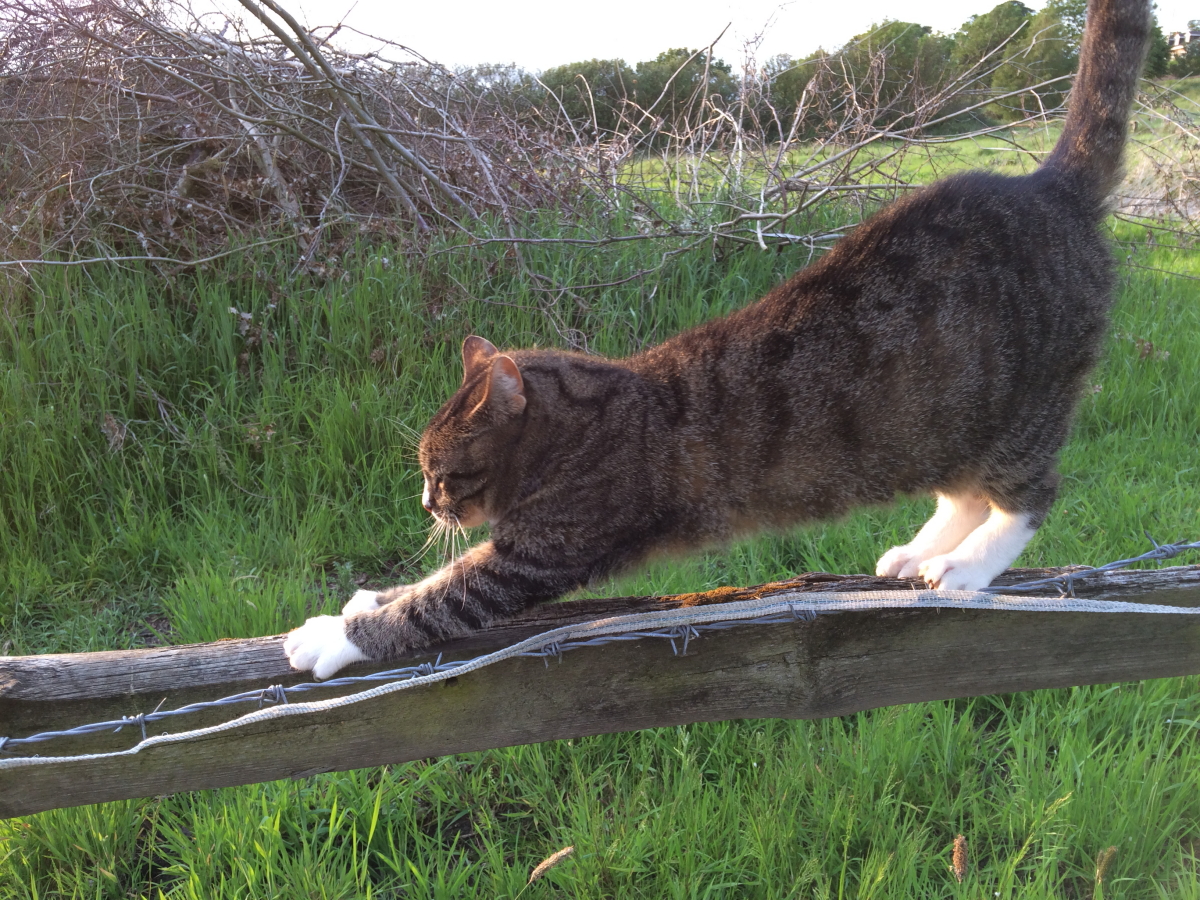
left=342, top=589, right=381, bottom=615
left=917, top=554, right=991, bottom=591
left=283, top=615, right=369, bottom=679
left=876, top=545, right=918, bottom=578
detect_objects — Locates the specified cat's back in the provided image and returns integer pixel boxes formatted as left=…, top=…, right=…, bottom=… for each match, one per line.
left=635, top=166, right=1113, bottom=392
left=616, top=165, right=1120, bottom=521
left=769, top=168, right=1110, bottom=334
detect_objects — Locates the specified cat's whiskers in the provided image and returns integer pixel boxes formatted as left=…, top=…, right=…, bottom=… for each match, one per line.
left=436, top=514, right=465, bottom=568
left=423, top=511, right=472, bottom=608
left=426, top=516, right=463, bottom=609
left=405, top=517, right=446, bottom=568
left=447, top=515, right=471, bottom=595
left=429, top=514, right=459, bottom=604
left=435, top=517, right=456, bottom=562
left=385, top=416, right=423, bottom=443
left=449, top=517, right=478, bottom=599
left=405, top=516, right=449, bottom=586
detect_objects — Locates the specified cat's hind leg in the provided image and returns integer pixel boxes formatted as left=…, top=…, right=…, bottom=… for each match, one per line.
left=917, top=507, right=1036, bottom=591
left=875, top=493, right=990, bottom=579
left=917, top=470, right=1055, bottom=591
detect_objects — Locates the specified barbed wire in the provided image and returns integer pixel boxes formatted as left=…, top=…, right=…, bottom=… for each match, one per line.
left=980, top=536, right=1200, bottom=595
left=2, top=536, right=1197, bottom=757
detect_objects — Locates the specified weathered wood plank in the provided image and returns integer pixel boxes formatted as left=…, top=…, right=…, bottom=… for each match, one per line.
left=0, top=571, right=924, bottom=751
left=1, top=566, right=1198, bottom=818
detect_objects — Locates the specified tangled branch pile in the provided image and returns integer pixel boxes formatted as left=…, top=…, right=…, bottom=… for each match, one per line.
left=0, top=0, right=592, bottom=263
left=0, top=0, right=1195, bottom=271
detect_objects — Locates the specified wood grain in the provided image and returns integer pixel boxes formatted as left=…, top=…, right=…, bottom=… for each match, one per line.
left=2, top=566, right=1198, bottom=818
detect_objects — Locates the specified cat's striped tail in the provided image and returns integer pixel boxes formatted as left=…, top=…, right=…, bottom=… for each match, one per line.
left=1041, top=0, right=1151, bottom=205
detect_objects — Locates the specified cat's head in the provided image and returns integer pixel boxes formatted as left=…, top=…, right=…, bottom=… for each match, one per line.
left=417, top=336, right=526, bottom=528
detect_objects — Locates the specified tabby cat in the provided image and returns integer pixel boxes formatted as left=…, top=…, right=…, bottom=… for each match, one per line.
left=286, top=0, right=1151, bottom=678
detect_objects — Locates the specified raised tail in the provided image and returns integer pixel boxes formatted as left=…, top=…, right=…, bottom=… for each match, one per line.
left=1040, top=0, right=1151, bottom=205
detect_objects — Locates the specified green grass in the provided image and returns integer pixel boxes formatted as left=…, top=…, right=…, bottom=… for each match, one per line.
left=1, top=188, right=1199, bottom=894
left=623, top=79, right=1200, bottom=229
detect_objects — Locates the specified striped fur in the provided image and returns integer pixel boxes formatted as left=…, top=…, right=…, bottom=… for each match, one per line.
left=337, top=0, right=1150, bottom=666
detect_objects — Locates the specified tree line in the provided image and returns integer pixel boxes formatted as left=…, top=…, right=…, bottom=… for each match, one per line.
left=518, top=0, right=1180, bottom=139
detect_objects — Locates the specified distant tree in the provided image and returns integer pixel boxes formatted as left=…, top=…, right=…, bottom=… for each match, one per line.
left=833, top=21, right=954, bottom=125
left=758, top=52, right=826, bottom=138
left=986, top=0, right=1086, bottom=118
left=458, top=64, right=535, bottom=95
left=1145, top=17, right=1170, bottom=78
left=754, top=22, right=956, bottom=139
left=630, top=48, right=737, bottom=126
left=1045, top=0, right=1088, bottom=51
left=450, top=64, right=539, bottom=116
left=539, top=58, right=634, bottom=134
left=951, top=1, right=1033, bottom=72
left=761, top=53, right=801, bottom=113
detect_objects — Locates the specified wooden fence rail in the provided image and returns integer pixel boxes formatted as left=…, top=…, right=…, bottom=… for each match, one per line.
left=2, top=566, right=1199, bottom=819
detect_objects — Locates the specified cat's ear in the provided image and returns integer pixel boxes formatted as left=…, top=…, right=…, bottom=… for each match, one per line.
left=462, top=335, right=498, bottom=383
left=481, top=355, right=526, bottom=416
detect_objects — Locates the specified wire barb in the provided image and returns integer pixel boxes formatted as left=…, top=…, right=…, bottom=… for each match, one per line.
left=537, top=642, right=564, bottom=666
left=665, top=625, right=701, bottom=655
left=114, top=714, right=148, bottom=742
left=257, top=684, right=289, bottom=708
left=788, top=604, right=818, bottom=622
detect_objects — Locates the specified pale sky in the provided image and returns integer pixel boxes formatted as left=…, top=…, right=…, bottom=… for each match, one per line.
left=205, top=0, right=1199, bottom=71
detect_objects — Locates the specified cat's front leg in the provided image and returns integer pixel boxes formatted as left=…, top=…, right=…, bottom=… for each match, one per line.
left=284, top=582, right=428, bottom=679
left=283, top=615, right=370, bottom=679
left=280, top=588, right=403, bottom=678
left=285, top=540, right=574, bottom=678
left=341, top=589, right=384, bottom=615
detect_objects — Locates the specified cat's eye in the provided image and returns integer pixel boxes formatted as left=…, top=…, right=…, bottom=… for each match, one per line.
left=442, top=469, right=483, bottom=483
left=435, top=473, right=466, bottom=492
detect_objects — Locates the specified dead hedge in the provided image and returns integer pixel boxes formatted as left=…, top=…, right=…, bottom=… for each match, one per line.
left=0, top=0, right=1197, bottom=281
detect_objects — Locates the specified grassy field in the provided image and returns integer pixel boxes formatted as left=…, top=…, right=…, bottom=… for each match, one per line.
left=625, top=80, right=1200, bottom=229
left=2, top=150, right=1200, bottom=895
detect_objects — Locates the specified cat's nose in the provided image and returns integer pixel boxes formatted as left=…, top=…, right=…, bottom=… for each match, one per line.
left=421, top=482, right=434, bottom=512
